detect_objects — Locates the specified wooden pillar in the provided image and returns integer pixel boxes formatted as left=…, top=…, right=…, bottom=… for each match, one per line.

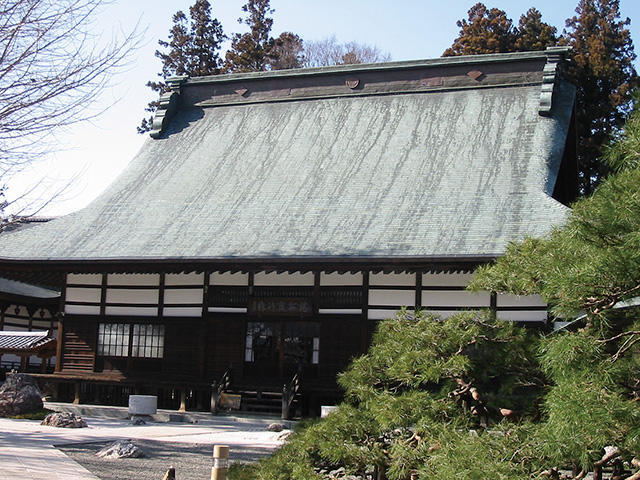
left=361, top=271, right=369, bottom=353
left=55, top=318, right=64, bottom=372
left=490, top=292, right=497, bottom=320
left=73, top=382, right=81, bottom=404
left=19, top=355, right=27, bottom=372
left=179, top=389, right=187, bottom=412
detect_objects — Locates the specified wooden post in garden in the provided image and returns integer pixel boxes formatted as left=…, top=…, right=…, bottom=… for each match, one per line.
left=211, top=444, right=229, bottom=480
left=161, top=466, right=175, bottom=480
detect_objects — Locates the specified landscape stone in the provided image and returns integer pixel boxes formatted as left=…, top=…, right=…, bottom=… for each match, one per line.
left=267, top=422, right=285, bottom=432
left=41, top=411, right=87, bottom=428
left=0, top=373, right=43, bottom=416
left=130, top=417, right=147, bottom=425
left=96, top=439, right=145, bottom=459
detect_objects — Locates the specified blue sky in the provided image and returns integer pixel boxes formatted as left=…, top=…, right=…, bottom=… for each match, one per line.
left=11, top=0, right=640, bottom=215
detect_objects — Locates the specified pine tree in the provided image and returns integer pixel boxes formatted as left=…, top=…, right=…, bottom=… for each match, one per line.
left=561, top=0, right=638, bottom=194
left=138, top=0, right=224, bottom=133
left=224, top=0, right=274, bottom=73
left=443, top=3, right=516, bottom=57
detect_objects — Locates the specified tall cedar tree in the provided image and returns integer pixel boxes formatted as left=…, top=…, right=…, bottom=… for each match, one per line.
left=224, top=0, right=275, bottom=73
left=139, top=0, right=224, bottom=133
left=443, top=3, right=517, bottom=56
left=444, top=1, right=637, bottom=195
left=561, top=0, right=638, bottom=195
left=444, top=4, right=556, bottom=56
left=268, top=32, right=305, bottom=70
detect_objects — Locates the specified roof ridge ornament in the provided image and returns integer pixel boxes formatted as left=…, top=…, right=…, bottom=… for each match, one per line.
left=150, top=75, right=189, bottom=139
left=539, top=46, right=571, bottom=117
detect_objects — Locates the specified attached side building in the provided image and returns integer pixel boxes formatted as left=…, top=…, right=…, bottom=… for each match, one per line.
left=0, top=48, right=576, bottom=415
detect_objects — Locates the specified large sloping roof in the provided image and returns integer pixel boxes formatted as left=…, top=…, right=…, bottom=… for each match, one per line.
left=0, top=49, right=574, bottom=263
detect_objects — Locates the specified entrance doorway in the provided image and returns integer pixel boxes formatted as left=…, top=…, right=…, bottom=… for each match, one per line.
left=244, top=321, right=319, bottom=380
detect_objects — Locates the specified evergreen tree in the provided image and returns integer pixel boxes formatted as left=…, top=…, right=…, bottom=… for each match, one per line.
left=560, top=0, right=638, bottom=194
left=268, top=32, right=305, bottom=70
left=224, top=0, right=275, bottom=73
left=515, top=7, right=557, bottom=51
left=138, top=0, right=224, bottom=133
left=443, top=3, right=516, bottom=56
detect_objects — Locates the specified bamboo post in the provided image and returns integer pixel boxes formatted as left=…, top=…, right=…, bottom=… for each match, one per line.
left=178, top=389, right=187, bottom=412
left=161, top=466, right=175, bottom=480
left=211, top=445, right=229, bottom=480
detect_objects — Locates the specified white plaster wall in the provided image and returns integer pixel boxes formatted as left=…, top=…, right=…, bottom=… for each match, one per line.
left=106, top=289, right=159, bottom=304
left=370, top=272, right=415, bottom=286
left=65, top=287, right=101, bottom=303
left=164, top=289, right=203, bottom=304
left=320, top=272, right=363, bottom=286
left=422, top=273, right=473, bottom=287
left=67, top=273, right=102, bottom=285
left=254, top=272, right=314, bottom=286
left=497, top=294, right=546, bottom=307
left=165, top=272, right=204, bottom=286
left=421, top=291, right=490, bottom=308
left=104, top=306, right=158, bottom=316
left=368, top=309, right=401, bottom=320
left=210, top=272, right=249, bottom=285
left=163, top=307, right=202, bottom=317
left=107, top=273, right=160, bottom=286
left=65, top=305, right=100, bottom=315
left=369, top=289, right=415, bottom=306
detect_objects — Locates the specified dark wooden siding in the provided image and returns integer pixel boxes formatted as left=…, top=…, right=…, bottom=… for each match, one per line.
left=206, top=314, right=246, bottom=381
left=318, top=316, right=363, bottom=381
left=163, top=319, right=202, bottom=380
left=59, top=317, right=96, bottom=374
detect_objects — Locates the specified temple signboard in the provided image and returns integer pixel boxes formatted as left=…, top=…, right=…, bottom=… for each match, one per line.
left=248, top=297, right=312, bottom=317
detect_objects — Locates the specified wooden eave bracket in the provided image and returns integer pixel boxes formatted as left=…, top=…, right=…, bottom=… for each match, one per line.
left=150, top=75, right=189, bottom=139
left=539, top=46, right=571, bottom=117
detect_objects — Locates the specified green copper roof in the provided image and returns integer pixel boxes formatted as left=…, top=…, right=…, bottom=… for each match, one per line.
left=0, top=51, right=575, bottom=262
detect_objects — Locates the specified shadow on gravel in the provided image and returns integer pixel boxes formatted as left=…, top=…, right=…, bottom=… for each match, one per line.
left=57, top=439, right=274, bottom=480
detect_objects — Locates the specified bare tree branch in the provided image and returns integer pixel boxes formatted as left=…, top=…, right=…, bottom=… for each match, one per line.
left=0, top=0, right=141, bottom=229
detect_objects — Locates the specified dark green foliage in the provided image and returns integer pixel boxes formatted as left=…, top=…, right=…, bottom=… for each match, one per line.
left=561, top=0, right=638, bottom=195
left=139, top=0, right=225, bottom=133
left=237, top=311, right=545, bottom=479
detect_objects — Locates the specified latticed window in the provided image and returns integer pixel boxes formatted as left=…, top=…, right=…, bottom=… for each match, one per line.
left=97, top=323, right=128, bottom=357
left=97, top=323, right=165, bottom=358
left=131, top=324, right=164, bottom=358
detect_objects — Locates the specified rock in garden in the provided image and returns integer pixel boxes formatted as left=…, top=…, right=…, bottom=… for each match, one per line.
left=96, top=440, right=145, bottom=459
left=41, top=412, right=87, bottom=428
left=0, top=373, right=43, bottom=416
left=267, top=422, right=285, bottom=432
left=130, top=416, right=147, bottom=425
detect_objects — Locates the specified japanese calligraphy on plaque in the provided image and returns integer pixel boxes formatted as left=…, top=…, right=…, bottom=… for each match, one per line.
left=249, top=297, right=313, bottom=317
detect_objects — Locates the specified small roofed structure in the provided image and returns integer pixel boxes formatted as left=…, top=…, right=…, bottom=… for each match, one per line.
left=0, top=331, right=57, bottom=373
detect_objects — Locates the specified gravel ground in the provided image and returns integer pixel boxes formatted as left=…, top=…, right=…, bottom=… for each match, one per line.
left=57, top=440, right=273, bottom=480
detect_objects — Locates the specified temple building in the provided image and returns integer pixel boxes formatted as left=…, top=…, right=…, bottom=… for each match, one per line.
left=0, top=48, right=576, bottom=416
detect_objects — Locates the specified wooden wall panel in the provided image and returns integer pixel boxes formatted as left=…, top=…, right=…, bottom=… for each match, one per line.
left=206, top=315, right=245, bottom=380
left=59, top=317, right=97, bottom=373
left=163, top=319, right=202, bottom=379
left=318, top=316, right=362, bottom=381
